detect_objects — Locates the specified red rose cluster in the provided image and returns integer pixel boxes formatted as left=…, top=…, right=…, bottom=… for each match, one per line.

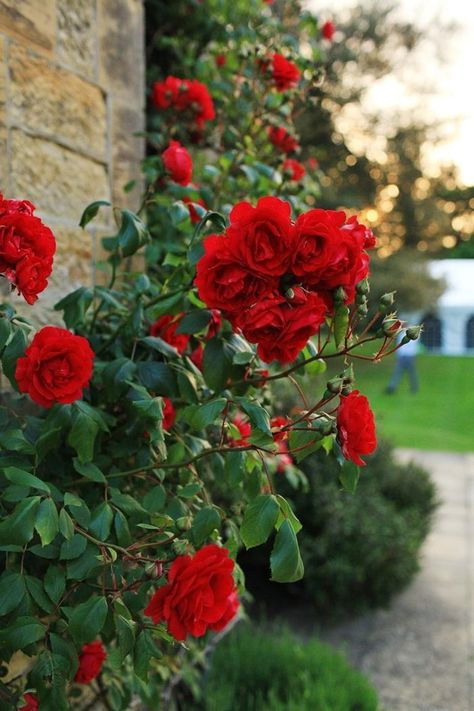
left=196, top=197, right=375, bottom=363
left=15, top=326, right=94, bottom=408
left=268, top=126, right=299, bottom=154
left=145, top=544, right=239, bottom=641
left=271, top=53, right=300, bottom=91
left=74, top=640, right=107, bottom=684
left=152, top=76, right=215, bottom=129
left=336, top=390, right=376, bottom=466
left=283, top=158, right=305, bottom=181
left=0, top=193, right=56, bottom=304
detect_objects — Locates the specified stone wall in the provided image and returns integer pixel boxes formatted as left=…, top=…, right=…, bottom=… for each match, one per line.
left=0, top=0, right=145, bottom=321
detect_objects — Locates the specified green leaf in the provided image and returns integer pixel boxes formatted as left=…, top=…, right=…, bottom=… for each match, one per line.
left=176, top=310, right=211, bottom=334
left=339, top=460, right=360, bottom=494
left=0, top=496, right=41, bottom=545
left=35, top=498, right=59, bottom=546
left=177, top=370, right=198, bottom=403
left=333, top=304, right=349, bottom=349
left=141, top=335, right=179, bottom=358
left=275, top=495, right=302, bottom=534
left=73, top=458, right=106, bottom=483
left=0, top=616, right=46, bottom=650
left=114, top=510, right=132, bottom=547
left=183, top=398, right=227, bottom=431
left=203, top=338, right=232, bottom=392
left=0, top=317, right=11, bottom=352
left=240, top=495, right=279, bottom=549
left=115, top=614, right=135, bottom=661
left=117, top=209, right=150, bottom=257
left=137, top=362, right=176, bottom=395
left=59, top=508, right=74, bottom=540
left=79, top=200, right=111, bottom=228
left=191, top=506, right=221, bottom=547
left=0, top=572, right=26, bottom=616
left=54, top=287, right=94, bottom=329
left=89, top=502, right=113, bottom=540
left=143, top=485, right=166, bottom=513
left=236, top=399, right=271, bottom=435
left=49, top=633, right=79, bottom=678
left=69, top=596, right=108, bottom=645
left=44, top=566, right=66, bottom=605
left=169, top=200, right=190, bottom=225
left=3, top=466, right=51, bottom=494
left=25, top=576, right=54, bottom=613
left=225, top=450, right=245, bottom=487
left=270, top=519, right=304, bottom=583
left=109, top=489, right=147, bottom=516
left=59, top=534, right=87, bottom=560
left=1, top=327, right=27, bottom=388
left=134, top=630, right=161, bottom=682
left=67, top=411, right=99, bottom=463
left=288, top=428, right=323, bottom=463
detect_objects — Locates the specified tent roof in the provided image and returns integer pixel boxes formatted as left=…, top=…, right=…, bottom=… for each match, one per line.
left=429, top=260, right=474, bottom=308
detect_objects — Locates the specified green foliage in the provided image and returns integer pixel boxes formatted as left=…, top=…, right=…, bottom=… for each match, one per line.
left=202, top=624, right=379, bottom=711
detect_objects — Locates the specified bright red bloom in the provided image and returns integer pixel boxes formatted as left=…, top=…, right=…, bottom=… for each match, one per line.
left=144, top=544, right=239, bottom=641
left=195, top=234, right=277, bottom=313
left=271, top=53, right=300, bottom=91
left=321, top=20, right=335, bottom=41
left=206, top=309, right=222, bottom=338
left=162, top=397, right=176, bottom=430
left=0, top=196, right=56, bottom=305
left=342, top=215, right=376, bottom=249
left=230, top=414, right=252, bottom=446
left=152, top=75, right=183, bottom=109
left=183, top=79, right=216, bottom=128
left=336, top=390, right=376, bottom=466
left=268, top=126, right=299, bottom=154
left=15, top=326, right=94, bottom=408
left=276, top=440, right=293, bottom=472
left=270, top=415, right=291, bottom=442
left=283, top=158, right=306, bottom=181
left=162, top=141, right=193, bottom=185
left=74, top=641, right=107, bottom=684
left=292, top=209, right=345, bottom=284
left=226, top=197, right=293, bottom=277
left=21, top=694, right=38, bottom=711
left=150, top=314, right=190, bottom=354
left=152, top=76, right=215, bottom=129
left=237, top=291, right=327, bottom=364
left=307, top=157, right=319, bottom=171
left=183, top=196, right=207, bottom=224
left=215, top=54, right=226, bottom=67
left=190, top=344, right=204, bottom=370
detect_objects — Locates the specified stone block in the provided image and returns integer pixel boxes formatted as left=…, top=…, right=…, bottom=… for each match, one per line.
left=9, top=43, right=107, bottom=160
left=57, top=0, right=97, bottom=79
left=110, top=98, right=144, bottom=209
left=10, top=130, right=110, bottom=223
left=0, top=0, right=56, bottom=54
left=0, top=34, right=7, bottom=104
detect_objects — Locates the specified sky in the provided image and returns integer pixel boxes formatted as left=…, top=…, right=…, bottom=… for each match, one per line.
left=305, top=0, right=474, bottom=185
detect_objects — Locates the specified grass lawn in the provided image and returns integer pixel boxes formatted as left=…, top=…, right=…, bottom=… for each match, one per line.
left=345, top=353, right=474, bottom=452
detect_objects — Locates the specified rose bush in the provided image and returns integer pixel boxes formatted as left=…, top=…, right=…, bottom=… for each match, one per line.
left=0, top=1, right=417, bottom=709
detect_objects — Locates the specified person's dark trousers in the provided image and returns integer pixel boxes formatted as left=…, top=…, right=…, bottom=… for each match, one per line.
left=386, top=355, right=418, bottom=393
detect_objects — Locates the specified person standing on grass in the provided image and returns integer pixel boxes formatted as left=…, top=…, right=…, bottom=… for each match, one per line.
left=385, top=333, right=419, bottom=394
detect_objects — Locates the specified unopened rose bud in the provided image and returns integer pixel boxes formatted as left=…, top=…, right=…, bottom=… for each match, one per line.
left=316, top=417, right=335, bottom=436
left=382, top=318, right=403, bottom=337
left=405, top=325, right=422, bottom=341
left=341, top=384, right=353, bottom=396
left=327, top=376, right=344, bottom=393
left=334, top=287, right=347, bottom=304
left=287, top=286, right=308, bottom=305
left=357, top=303, right=368, bottom=317
left=356, top=278, right=370, bottom=295
left=379, top=291, right=396, bottom=313
left=355, top=293, right=367, bottom=306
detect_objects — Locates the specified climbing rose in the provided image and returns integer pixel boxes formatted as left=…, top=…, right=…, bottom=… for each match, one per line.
left=237, top=292, right=327, bottom=363
left=21, top=694, right=38, bottom=711
left=270, top=415, right=291, bottom=442
left=150, top=313, right=190, bottom=354
left=0, top=194, right=56, bottom=304
left=342, top=215, right=376, bottom=249
left=271, top=53, right=300, bottom=91
left=152, top=76, right=215, bottom=128
left=283, top=158, right=306, bottom=181
left=74, top=641, right=107, bottom=684
left=162, top=397, right=176, bottom=430
left=152, top=75, right=182, bottom=109
left=190, top=344, right=204, bottom=370
left=162, top=141, right=193, bottom=185
left=15, top=326, right=94, bottom=408
left=230, top=414, right=252, bottom=446
left=321, top=20, right=335, bottom=41
left=226, top=197, right=293, bottom=277
left=291, top=208, right=346, bottom=283
left=215, top=54, right=226, bottom=67
left=144, top=544, right=239, bottom=641
left=268, top=126, right=299, bottom=154
left=336, top=390, right=376, bottom=466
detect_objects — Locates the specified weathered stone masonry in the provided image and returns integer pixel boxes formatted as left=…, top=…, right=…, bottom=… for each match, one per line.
left=0, top=0, right=145, bottom=320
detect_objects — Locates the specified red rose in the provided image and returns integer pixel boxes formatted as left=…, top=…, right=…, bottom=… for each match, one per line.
left=321, top=20, right=335, bottom=41
left=162, top=397, right=176, bottom=430
left=271, top=53, right=300, bottom=91
left=183, top=196, right=207, bottom=224
left=292, top=208, right=345, bottom=283
left=283, top=158, right=306, bottom=181
left=0, top=202, right=56, bottom=305
left=190, top=344, right=204, bottom=370
left=237, top=291, right=327, bottom=363
left=195, top=234, right=276, bottom=313
left=152, top=76, right=215, bottom=129
left=150, top=314, right=190, bottom=354
left=21, top=694, right=39, bottom=711
left=316, top=216, right=369, bottom=303
left=270, top=415, right=291, bottom=442
left=74, top=641, right=107, bottom=684
left=268, top=126, right=299, bottom=154
left=276, top=440, right=293, bottom=472
left=206, top=309, right=222, bottom=338
left=342, top=215, right=376, bottom=249
left=230, top=414, right=252, bottom=446
left=215, top=54, right=226, bottom=67
left=144, top=544, right=239, bottom=641
left=307, top=157, right=319, bottom=171
left=336, top=390, right=376, bottom=466
left=162, top=141, right=193, bottom=185
left=15, top=326, right=94, bottom=408
left=226, top=197, right=293, bottom=277
left=152, top=76, right=183, bottom=109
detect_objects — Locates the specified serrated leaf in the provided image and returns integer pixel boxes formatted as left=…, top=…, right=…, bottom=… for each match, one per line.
left=117, top=209, right=150, bottom=257
left=183, top=398, right=227, bottom=431
left=0, top=616, right=46, bottom=650
left=175, top=310, right=211, bottom=334
left=89, top=502, right=113, bottom=540
left=59, top=534, right=87, bottom=560
left=73, top=459, right=106, bottom=483
left=35, top=498, right=59, bottom=546
left=0, top=572, right=26, bottom=616
left=59, top=508, right=74, bottom=540
left=240, top=495, right=279, bottom=549
left=44, top=567, right=66, bottom=605
left=270, top=519, right=304, bottom=583
left=236, top=398, right=271, bottom=435
left=191, top=506, right=221, bottom=546
left=339, top=460, right=360, bottom=493
left=0, top=496, right=41, bottom=545
left=288, top=428, right=324, bottom=463
left=3, top=466, right=50, bottom=494
left=79, top=200, right=111, bottom=228
left=69, top=596, right=108, bottom=645
left=25, top=576, right=54, bottom=613
left=275, top=495, right=302, bottom=534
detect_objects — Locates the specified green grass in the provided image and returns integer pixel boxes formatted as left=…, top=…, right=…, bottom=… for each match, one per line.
left=203, top=624, right=378, bottom=711
left=349, top=353, right=474, bottom=452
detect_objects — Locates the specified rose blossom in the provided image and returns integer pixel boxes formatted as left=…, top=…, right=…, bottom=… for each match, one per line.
left=271, top=53, right=300, bottom=91
left=291, top=208, right=346, bottom=283
left=230, top=414, right=252, bottom=446
left=237, top=291, right=327, bottom=363
left=162, top=397, right=176, bottom=430
left=336, top=390, right=376, bottom=466
left=226, top=197, right=293, bottom=277
left=21, top=694, right=38, bottom=711
left=270, top=415, right=291, bottom=442
left=152, top=76, right=215, bottom=129
left=74, top=641, right=107, bottom=684
left=144, top=544, right=239, bottom=641
left=195, top=233, right=277, bottom=313
left=15, top=326, right=94, bottom=408
left=283, top=158, right=306, bottom=181
left=321, top=20, right=335, bottom=41
left=190, top=344, right=204, bottom=370
left=342, top=214, right=376, bottom=249
left=215, top=54, right=226, bottom=67
left=149, top=314, right=189, bottom=354
left=162, top=141, right=193, bottom=185
left=268, top=126, right=299, bottom=154
left=183, top=195, right=207, bottom=223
